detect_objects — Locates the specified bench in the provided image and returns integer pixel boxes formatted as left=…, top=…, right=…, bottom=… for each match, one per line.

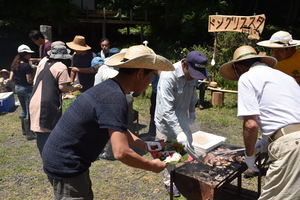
left=207, top=86, right=238, bottom=107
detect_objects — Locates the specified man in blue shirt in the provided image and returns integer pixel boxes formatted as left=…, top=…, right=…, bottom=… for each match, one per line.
left=42, top=45, right=174, bottom=199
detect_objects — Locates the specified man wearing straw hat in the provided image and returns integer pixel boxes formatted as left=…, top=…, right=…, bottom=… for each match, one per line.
left=257, top=30, right=300, bottom=85
left=67, top=35, right=96, bottom=92
left=219, top=45, right=300, bottom=199
left=42, top=45, right=174, bottom=199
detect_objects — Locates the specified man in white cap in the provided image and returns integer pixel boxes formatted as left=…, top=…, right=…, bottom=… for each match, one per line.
left=257, top=30, right=300, bottom=85
left=42, top=45, right=174, bottom=199
left=154, top=50, right=208, bottom=196
left=219, top=45, right=300, bottom=200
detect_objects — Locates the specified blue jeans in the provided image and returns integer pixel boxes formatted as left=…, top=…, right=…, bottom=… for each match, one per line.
left=15, top=85, right=32, bottom=118
left=197, top=82, right=206, bottom=105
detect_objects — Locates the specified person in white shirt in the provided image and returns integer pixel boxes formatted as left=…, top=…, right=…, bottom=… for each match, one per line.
left=219, top=45, right=300, bottom=200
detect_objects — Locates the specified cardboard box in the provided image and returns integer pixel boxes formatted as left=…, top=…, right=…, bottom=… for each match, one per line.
left=192, top=131, right=227, bottom=156
left=0, top=92, right=15, bottom=112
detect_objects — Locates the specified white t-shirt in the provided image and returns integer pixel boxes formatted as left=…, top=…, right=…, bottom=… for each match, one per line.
left=93, top=65, right=119, bottom=86
left=237, top=62, right=300, bottom=136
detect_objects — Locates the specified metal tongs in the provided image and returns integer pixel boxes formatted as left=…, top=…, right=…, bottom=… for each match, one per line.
left=213, top=148, right=245, bottom=155
left=185, top=146, right=204, bottom=162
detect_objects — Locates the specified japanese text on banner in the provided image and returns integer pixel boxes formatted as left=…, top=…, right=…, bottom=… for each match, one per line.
left=208, top=14, right=266, bottom=39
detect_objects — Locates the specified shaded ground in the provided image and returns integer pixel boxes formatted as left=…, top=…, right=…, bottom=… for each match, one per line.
left=0, top=93, right=262, bottom=200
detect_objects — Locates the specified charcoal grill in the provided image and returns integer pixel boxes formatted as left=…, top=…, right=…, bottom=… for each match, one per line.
left=170, top=144, right=262, bottom=200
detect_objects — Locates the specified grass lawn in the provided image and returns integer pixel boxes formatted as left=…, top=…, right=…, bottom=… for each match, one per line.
left=0, top=88, right=264, bottom=200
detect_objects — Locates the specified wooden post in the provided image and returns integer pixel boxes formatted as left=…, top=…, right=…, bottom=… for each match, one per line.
left=211, top=91, right=224, bottom=107
left=102, top=7, right=106, bottom=38
left=130, top=9, right=133, bottom=21
left=211, top=32, right=217, bottom=82
left=102, top=23, right=106, bottom=38
left=210, top=12, right=218, bottom=82
left=119, top=9, right=122, bottom=21
left=103, top=7, right=106, bottom=20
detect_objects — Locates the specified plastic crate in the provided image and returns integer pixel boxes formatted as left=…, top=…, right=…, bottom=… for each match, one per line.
left=0, top=92, right=15, bottom=112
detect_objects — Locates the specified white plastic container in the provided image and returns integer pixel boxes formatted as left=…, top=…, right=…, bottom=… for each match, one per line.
left=192, top=131, right=227, bottom=156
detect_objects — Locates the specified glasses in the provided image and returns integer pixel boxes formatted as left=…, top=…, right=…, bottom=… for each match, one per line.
left=232, top=63, right=240, bottom=79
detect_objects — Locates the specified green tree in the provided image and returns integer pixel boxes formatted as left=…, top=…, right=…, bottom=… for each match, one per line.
left=0, top=0, right=79, bottom=39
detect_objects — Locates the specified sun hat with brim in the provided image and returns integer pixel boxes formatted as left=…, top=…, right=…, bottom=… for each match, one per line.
left=104, top=45, right=174, bottom=71
left=66, top=35, right=91, bottom=51
left=47, top=41, right=71, bottom=56
left=48, top=45, right=72, bottom=60
left=17, top=44, right=34, bottom=53
left=219, top=45, right=277, bottom=81
left=0, top=69, right=10, bottom=75
left=257, top=31, right=300, bottom=48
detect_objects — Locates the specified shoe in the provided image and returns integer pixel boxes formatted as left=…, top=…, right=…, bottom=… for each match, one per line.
left=165, top=185, right=181, bottom=197
left=198, top=104, right=204, bottom=110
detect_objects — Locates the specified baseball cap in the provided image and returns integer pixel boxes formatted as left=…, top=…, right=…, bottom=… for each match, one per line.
left=91, top=57, right=105, bottom=67
left=17, top=44, right=35, bottom=53
left=186, top=51, right=208, bottom=79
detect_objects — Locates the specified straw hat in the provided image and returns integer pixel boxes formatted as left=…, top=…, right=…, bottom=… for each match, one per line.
left=257, top=31, right=300, bottom=48
left=219, top=46, right=277, bottom=81
left=0, top=69, right=10, bottom=76
left=66, top=35, right=91, bottom=51
left=105, top=45, right=174, bottom=71
left=47, top=41, right=70, bottom=55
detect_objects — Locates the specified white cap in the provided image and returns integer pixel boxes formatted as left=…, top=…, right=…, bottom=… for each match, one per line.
left=17, top=44, right=34, bottom=53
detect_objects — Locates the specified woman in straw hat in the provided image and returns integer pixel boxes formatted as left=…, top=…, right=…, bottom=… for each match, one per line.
left=10, top=44, right=35, bottom=140
left=257, top=30, right=300, bottom=85
left=42, top=44, right=174, bottom=199
left=220, top=45, right=300, bottom=200
left=29, top=43, right=82, bottom=157
left=67, top=35, right=96, bottom=92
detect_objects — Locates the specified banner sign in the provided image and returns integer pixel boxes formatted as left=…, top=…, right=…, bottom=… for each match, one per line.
left=208, top=14, right=266, bottom=39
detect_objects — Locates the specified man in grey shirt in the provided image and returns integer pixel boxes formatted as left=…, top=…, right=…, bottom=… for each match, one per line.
left=155, top=51, right=208, bottom=196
